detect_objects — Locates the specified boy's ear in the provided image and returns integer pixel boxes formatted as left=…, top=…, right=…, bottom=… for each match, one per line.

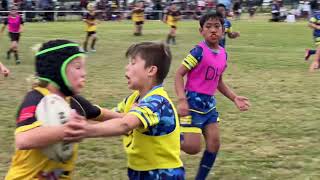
left=148, top=65, right=158, bottom=77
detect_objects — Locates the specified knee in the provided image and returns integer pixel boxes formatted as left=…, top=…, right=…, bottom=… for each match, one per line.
left=182, top=143, right=201, bottom=155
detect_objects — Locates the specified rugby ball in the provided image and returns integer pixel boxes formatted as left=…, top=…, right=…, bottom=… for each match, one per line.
left=36, top=94, right=73, bottom=162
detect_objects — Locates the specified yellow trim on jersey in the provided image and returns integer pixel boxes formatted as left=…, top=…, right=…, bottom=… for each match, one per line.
left=310, top=17, right=317, bottom=23
left=189, top=106, right=216, bottom=114
left=34, top=87, right=50, bottom=96
left=92, top=105, right=104, bottom=121
left=180, top=126, right=202, bottom=133
left=225, top=27, right=233, bottom=33
left=15, top=121, right=42, bottom=134
left=182, top=54, right=198, bottom=70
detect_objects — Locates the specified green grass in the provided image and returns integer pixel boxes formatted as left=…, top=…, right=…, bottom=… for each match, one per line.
left=1, top=17, right=320, bottom=179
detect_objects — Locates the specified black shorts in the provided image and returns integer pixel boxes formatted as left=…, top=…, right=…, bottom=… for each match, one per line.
left=135, top=21, right=144, bottom=25
left=171, top=25, right=177, bottom=29
left=9, top=32, right=20, bottom=42
left=87, top=31, right=96, bottom=37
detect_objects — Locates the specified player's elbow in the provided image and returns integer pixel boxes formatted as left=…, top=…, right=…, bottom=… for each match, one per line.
left=15, top=134, right=32, bottom=150
left=118, top=122, right=132, bottom=135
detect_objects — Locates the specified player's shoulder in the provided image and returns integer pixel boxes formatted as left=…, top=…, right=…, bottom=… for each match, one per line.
left=22, top=89, right=45, bottom=106
left=189, top=45, right=204, bottom=59
left=224, top=18, right=231, bottom=26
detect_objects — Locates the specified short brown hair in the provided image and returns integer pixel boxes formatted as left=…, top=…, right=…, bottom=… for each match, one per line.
left=125, top=42, right=172, bottom=83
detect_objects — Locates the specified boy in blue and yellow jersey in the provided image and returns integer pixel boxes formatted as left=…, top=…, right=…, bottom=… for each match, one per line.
left=307, top=10, right=320, bottom=71
left=83, top=3, right=98, bottom=52
left=163, top=1, right=182, bottom=45
left=64, top=42, right=185, bottom=180
left=131, top=1, right=145, bottom=36
left=216, top=3, right=240, bottom=48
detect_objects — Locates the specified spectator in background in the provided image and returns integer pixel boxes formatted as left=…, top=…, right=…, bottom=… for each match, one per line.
left=39, top=0, right=55, bottom=21
left=152, top=0, right=163, bottom=20
left=270, top=0, right=281, bottom=21
left=197, top=0, right=206, bottom=11
left=1, top=0, right=9, bottom=17
left=233, top=0, right=242, bottom=20
left=2, top=0, right=8, bottom=11
left=218, top=0, right=232, bottom=11
left=302, top=0, right=311, bottom=19
left=80, top=0, right=88, bottom=16
left=80, top=0, right=88, bottom=10
left=247, top=0, right=256, bottom=18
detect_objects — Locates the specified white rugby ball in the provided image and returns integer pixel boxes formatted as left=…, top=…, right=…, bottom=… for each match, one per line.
left=36, top=94, right=73, bottom=162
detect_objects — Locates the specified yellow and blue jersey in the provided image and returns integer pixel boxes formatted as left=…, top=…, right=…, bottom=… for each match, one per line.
left=114, top=85, right=183, bottom=173
left=310, top=11, right=320, bottom=37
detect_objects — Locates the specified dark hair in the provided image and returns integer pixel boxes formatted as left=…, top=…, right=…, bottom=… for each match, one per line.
left=125, top=42, right=172, bottom=83
left=199, top=12, right=224, bottom=28
left=216, top=3, right=227, bottom=10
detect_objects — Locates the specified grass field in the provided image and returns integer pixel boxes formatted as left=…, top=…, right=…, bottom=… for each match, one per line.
left=0, top=16, right=320, bottom=180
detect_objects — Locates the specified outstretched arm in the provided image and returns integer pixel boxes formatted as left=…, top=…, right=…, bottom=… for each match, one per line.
left=64, top=114, right=142, bottom=141
left=217, top=76, right=250, bottom=111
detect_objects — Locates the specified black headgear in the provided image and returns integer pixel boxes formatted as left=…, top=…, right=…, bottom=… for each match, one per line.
left=35, top=40, right=85, bottom=96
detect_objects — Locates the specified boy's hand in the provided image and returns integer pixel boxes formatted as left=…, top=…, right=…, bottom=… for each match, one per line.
left=177, top=98, right=189, bottom=117
left=63, top=110, right=88, bottom=142
left=1, top=65, right=10, bottom=77
left=232, top=31, right=240, bottom=38
left=234, top=96, right=250, bottom=111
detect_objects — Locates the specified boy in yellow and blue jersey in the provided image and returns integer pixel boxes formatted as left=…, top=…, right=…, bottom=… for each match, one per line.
left=64, top=42, right=185, bottom=180
left=305, top=10, right=320, bottom=72
left=131, top=1, right=145, bottom=36
left=216, top=4, right=240, bottom=48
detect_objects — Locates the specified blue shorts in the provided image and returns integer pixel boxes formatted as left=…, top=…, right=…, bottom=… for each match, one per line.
left=180, top=91, right=219, bottom=134
left=128, top=167, right=185, bottom=180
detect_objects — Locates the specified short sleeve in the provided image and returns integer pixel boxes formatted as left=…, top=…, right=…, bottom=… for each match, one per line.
left=15, top=91, right=43, bottom=134
left=128, top=95, right=163, bottom=129
left=182, top=45, right=203, bottom=70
